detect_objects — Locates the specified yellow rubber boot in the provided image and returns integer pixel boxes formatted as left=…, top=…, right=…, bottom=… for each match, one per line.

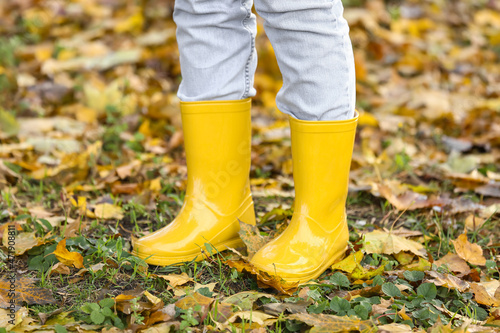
left=250, top=112, right=358, bottom=283
left=133, top=99, right=256, bottom=266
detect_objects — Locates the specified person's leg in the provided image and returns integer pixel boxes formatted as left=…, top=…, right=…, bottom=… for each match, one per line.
left=174, top=0, right=257, bottom=101
left=134, top=0, right=258, bottom=266
left=254, top=0, right=355, bottom=121
left=250, top=0, right=358, bottom=282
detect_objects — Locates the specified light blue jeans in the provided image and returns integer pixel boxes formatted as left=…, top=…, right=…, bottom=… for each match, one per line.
left=173, top=0, right=355, bottom=121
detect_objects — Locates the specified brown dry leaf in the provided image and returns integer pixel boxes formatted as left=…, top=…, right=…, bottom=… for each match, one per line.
left=28, top=206, right=53, bottom=219
left=156, top=272, right=193, bottom=290
left=115, top=160, right=142, bottom=179
left=238, top=220, right=271, bottom=259
left=371, top=298, right=393, bottom=316
left=140, top=321, right=180, bottom=332
left=452, top=233, right=486, bottom=266
left=0, top=276, right=56, bottom=307
left=175, top=292, right=214, bottom=322
left=345, top=285, right=382, bottom=301
left=262, top=300, right=311, bottom=316
left=210, top=302, right=236, bottom=323
left=378, top=323, right=414, bottom=332
left=52, top=238, right=84, bottom=269
left=425, top=271, right=470, bottom=292
left=470, top=281, right=500, bottom=307
left=434, top=252, right=471, bottom=275
left=288, top=313, right=377, bottom=333
left=465, top=214, right=486, bottom=231
left=378, top=184, right=449, bottom=211
left=88, top=203, right=124, bottom=220
left=3, top=232, right=46, bottom=256
left=48, top=262, right=71, bottom=276
left=363, top=230, right=426, bottom=257
left=226, top=260, right=299, bottom=295
left=144, top=308, right=174, bottom=326
left=0, top=222, right=22, bottom=240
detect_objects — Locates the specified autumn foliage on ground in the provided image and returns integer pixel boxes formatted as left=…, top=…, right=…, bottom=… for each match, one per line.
left=0, top=0, right=500, bottom=332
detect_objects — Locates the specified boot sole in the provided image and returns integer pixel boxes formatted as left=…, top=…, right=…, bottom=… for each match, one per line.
left=133, top=236, right=245, bottom=266
left=132, top=196, right=255, bottom=266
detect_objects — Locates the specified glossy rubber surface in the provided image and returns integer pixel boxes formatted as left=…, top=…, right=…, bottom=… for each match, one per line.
left=133, top=99, right=256, bottom=266
left=250, top=112, right=359, bottom=283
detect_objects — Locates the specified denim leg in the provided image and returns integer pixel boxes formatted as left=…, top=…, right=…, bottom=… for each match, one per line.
left=254, top=0, right=355, bottom=121
left=173, top=0, right=257, bottom=101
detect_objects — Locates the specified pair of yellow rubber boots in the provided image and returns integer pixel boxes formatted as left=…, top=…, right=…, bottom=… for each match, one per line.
left=133, top=98, right=358, bottom=283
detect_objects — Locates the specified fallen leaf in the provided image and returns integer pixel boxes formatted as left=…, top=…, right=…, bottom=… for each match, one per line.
left=2, top=232, right=46, bottom=256
left=156, top=272, right=194, bottom=290
left=378, top=184, right=449, bottom=211
left=425, top=271, right=470, bottom=292
left=238, top=221, right=271, bottom=259
left=288, top=313, right=377, bottom=333
left=371, top=298, right=393, bottom=316
left=363, top=230, right=426, bottom=257
left=226, top=260, right=299, bottom=295
left=52, top=238, right=84, bottom=269
left=89, top=203, right=124, bottom=220
left=224, top=311, right=276, bottom=328
left=452, top=233, right=486, bottom=266
left=0, top=276, right=57, bottom=308
left=223, top=291, right=275, bottom=311
left=378, top=323, right=413, bottom=332
left=464, top=214, right=486, bottom=231
left=470, top=281, right=500, bottom=307
left=331, top=251, right=364, bottom=273
left=175, top=292, right=214, bottom=322
left=262, top=300, right=310, bottom=316
left=434, top=252, right=471, bottom=275
left=48, top=262, right=71, bottom=276
left=209, top=302, right=236, bottom=323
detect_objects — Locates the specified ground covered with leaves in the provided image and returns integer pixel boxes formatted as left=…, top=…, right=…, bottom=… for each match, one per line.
left=0, top=0, right=500, bottom=332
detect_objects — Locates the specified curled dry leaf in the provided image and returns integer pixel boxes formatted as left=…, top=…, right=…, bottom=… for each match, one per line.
left=363, top=230, right=426, bottom=257
left=378, top=184, right=450, bottom=211
left=155, top=272, right=193, bottom=290
left=238, top=220, right=271, bottom=259
left=226, top=260, right=299, bottom=295
left=452, top=233, right=486, bottom=266
left=48, top=262, right=71, bottom=276
left=52, top=238, right=84, bottom=269
left=425, top=271, right=470, bottom=292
